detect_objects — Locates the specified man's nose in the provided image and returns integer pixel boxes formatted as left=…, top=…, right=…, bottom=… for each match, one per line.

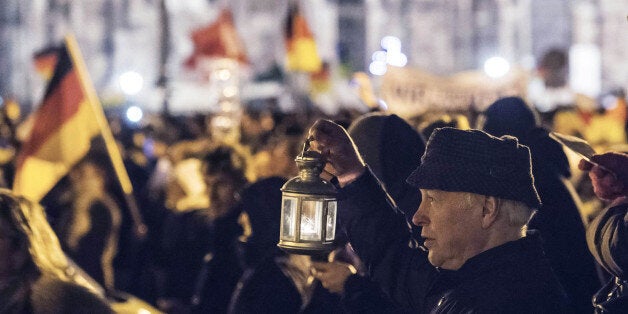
left=412, top=204, right=428, bottom=226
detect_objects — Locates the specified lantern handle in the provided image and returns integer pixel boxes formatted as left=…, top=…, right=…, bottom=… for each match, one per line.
left=300, top=136, right=313, bottom=157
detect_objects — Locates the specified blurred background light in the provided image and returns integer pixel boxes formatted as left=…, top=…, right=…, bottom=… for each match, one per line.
left=369, top=61, right=387, bottom=76
left=126, top=105, right=143, bottom=123
left=119, top=71, right=144, bottom=95
left=569, top=44, right=601, bottom=97
left=222, top=86, right=238, bottom=98
left=387, top=53, right=407, bottom=67
left=372, top=50, right=387, bottom=62
left=216, top=69, right=232, bottom=81
left=381, top=36, right=401, bottom=53
left=483, top=57, right=510, bottom=78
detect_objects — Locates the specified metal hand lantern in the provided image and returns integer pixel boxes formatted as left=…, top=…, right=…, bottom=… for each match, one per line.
left=278, top=138, right=338, bottom=256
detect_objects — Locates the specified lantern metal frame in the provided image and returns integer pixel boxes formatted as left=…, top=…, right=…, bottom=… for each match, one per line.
left=278, top=140, right=337, bottom=256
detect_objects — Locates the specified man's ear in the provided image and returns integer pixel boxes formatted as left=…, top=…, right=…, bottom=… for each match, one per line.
left=481, top=196, right=499, bottom=229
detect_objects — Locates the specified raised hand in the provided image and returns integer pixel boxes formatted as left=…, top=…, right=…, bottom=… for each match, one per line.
left=578, top=152, right=628, bottom=204
left=308, top=119, right=365, bottom=187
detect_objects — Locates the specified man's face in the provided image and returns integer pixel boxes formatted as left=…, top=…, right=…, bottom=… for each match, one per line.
left=412, top=189, right=485, bottom=270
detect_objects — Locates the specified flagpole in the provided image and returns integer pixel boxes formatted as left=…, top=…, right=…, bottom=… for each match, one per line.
left=64, top=34, right=147, bottom=239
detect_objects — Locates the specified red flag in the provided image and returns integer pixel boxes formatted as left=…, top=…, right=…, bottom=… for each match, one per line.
left=285, top=5, right=322, bottom=73
left=185, top=9, right=248, bottom=68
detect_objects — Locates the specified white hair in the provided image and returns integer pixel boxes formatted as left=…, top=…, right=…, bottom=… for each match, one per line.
left=458, top=192, right=535, bottom=233
left=498, top=198, right=536, bottom=235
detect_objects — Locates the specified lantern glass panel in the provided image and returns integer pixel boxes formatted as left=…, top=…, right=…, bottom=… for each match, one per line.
left=326, top=201, right=337, bottom=241
left=300, top=200, right=323, bottom=241
left=281, top=197, right=297, bottom=240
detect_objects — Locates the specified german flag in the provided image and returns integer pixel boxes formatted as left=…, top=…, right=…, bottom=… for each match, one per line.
left=285, top=5, right=322, bottom=73
left=14, top=35, right=128, bottom=204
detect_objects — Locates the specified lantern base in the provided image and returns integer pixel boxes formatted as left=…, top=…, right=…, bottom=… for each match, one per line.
left=277, top=242, right=334, bottom=259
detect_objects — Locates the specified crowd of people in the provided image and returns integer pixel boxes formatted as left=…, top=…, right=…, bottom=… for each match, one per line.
left=0, top=92, right=627, bottom=313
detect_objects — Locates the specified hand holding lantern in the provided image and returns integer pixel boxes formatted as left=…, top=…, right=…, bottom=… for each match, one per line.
left=307, top=119, right=366, bottom=187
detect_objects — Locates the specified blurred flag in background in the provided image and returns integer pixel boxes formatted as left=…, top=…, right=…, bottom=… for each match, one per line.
left=285, top=4, right=322, bottom=73
left=185, top=8, right=249, bottom=68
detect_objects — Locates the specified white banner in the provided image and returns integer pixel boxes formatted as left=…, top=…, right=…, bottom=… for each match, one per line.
left=380, top=66, right=529, bottom=117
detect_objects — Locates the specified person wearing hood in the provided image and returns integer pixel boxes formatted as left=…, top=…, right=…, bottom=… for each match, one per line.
left=478, top=96, right=600, bottom=313
left=347, top=112, right=425, bottom=239
left=311, top=113, right=438, bottom=312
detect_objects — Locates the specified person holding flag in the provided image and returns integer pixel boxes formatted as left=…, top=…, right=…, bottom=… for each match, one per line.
left=13, top=34, right=146, bottom=237
left=13, top=34, right=147, bottom=292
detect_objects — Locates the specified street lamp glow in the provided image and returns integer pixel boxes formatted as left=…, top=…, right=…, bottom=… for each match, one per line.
left=126, top=105, right=143, bottom=123
left=381, top=36, right=401, bottom=53
left=119, top=71, right=144, bottom=95
left=223, top=86, right=238, bottom=98
left=372, top=51, right=387, bottom=62
left=387, top=53, right=408, bottom=67
left=216, top=69, right=231, bottom=81
left=483, top=57, right=510, bottom=78
left=369, top=61, right=387, bottom=76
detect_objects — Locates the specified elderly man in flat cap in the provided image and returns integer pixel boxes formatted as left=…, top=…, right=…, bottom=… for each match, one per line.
left=309, top=119, right=571, bottom=313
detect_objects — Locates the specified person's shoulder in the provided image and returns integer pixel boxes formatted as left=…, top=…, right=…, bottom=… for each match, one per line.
left=31, top=276, right=114, bottom=314
left=438, top=287, right=570, bottom=314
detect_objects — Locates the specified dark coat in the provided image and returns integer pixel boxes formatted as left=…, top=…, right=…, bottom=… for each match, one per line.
left=338, top=169, right=438, bottom=313
left=482, top=97, right=600, bottom=312
left=521, top=128, right=600, bottom=313
left=426, top=235, right=572, bottom=314
left=587, top=202, right=628, bottom=313
left=340, top=274, right=406, bottom=313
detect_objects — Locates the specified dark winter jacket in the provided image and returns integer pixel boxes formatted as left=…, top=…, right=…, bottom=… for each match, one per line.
left=523, top=128, right=600, bottom=313
left=425, top=235, right=572, bottom=313
left=340, top=274, right=406, bottom=313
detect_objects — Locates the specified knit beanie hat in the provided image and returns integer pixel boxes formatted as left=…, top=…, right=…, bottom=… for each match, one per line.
left=406, top=127, right=541, bottom=208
